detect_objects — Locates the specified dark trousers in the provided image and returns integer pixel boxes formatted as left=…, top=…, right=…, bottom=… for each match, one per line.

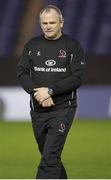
left=30, top=105, right=76, bottom=179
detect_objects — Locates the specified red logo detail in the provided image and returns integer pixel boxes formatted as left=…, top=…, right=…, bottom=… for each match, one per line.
left=59, top=123, right=65, bottom=132
left=58, top=50, right=66, bottom=58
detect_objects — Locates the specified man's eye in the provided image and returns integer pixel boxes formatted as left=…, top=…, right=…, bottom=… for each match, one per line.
left=50, top=22, right=56, bottom=24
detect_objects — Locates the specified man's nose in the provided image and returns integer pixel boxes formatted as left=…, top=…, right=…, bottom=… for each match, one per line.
left=47, top=23, right=51, bottom=29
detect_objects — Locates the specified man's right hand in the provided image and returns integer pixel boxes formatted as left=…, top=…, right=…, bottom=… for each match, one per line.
left=41, top=97, right=55, bottom=107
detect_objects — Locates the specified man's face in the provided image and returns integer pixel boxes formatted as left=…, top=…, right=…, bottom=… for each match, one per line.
left=40, top=9, right=64, bottom=40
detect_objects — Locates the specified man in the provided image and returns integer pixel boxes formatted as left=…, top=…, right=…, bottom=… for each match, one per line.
left=17, top=5, right=85, bottom=179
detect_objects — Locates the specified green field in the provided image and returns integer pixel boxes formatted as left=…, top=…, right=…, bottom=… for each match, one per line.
left=0, top=119, right=111, bottom=179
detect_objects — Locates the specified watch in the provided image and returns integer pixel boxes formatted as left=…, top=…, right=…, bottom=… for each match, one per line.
left=48, top=88, right=53, bottom=96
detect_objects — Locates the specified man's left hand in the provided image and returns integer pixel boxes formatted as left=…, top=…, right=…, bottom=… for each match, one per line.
left=34, top=87, right=50, bottom=104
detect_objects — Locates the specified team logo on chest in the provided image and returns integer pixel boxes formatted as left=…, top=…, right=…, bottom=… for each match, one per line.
left=58, top=49, right=66, bottom=58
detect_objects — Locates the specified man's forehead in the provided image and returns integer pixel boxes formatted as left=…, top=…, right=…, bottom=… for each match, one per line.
left=40, top=9, right=59, bottom=19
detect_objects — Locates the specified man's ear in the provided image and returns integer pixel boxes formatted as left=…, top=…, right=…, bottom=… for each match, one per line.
left=60, top=19, right=64, bottom=28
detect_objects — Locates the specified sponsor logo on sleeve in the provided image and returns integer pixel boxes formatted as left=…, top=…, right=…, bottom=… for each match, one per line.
left=58, top=123, right=66, bottom=132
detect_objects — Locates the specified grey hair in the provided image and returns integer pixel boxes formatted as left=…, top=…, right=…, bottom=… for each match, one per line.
left=39, top=5, right=63, bottom=21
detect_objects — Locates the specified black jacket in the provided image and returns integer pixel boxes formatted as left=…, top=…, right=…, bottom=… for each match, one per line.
left=17, top=34, right=86, bottom=112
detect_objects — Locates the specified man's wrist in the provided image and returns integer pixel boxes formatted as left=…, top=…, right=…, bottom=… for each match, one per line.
left=48, top=88, right=53, bottom=96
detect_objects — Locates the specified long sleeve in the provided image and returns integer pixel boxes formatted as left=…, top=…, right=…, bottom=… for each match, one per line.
left=50, top=42, right=86, bottom=96
left=17, top=44, right=36, bottom=94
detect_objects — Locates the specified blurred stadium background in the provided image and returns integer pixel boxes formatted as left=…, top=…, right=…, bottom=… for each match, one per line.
left=0, top=0, right=111, bottom=179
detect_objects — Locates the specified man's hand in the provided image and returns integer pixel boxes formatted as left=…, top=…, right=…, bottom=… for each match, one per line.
left=41, top=97, right=55, bottom=107
left=34, top=87, right=50, bottom=104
